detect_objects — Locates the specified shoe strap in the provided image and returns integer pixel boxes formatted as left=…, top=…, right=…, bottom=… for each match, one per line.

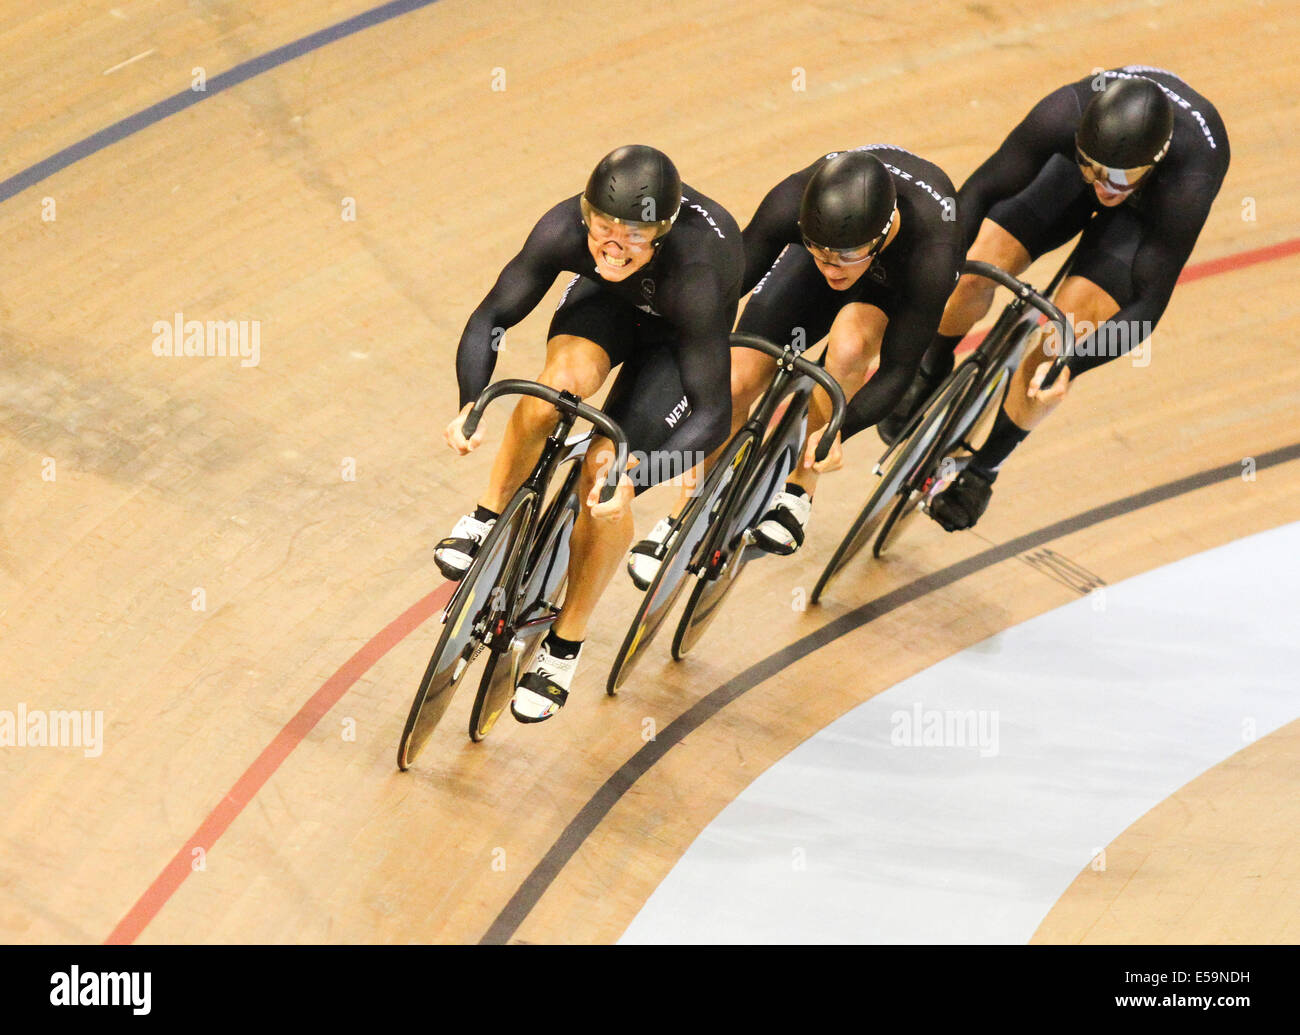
left=519, top=671, right=569, bottom=707
left=630, top=538, right=669, bottom=559
left=761, top=504, right=806, bottom=547
left=436, top=536, right=480, bottom=554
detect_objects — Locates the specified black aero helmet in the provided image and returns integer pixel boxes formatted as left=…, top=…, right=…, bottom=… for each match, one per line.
left=799, top=151, right=897, bottom=257
left=1076, top=77, right=1174, bottom=169
left=582, top=145, right=682, bottom=237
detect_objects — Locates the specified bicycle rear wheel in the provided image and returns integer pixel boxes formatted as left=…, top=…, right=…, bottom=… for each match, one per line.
left=468, top=470, right=578, bottom=742
left=396, top=490, right=535, bottom=770
left=672, top=392, right=806, bottom=659
left=811, top=362, right=979, bottom=602
left=606, top=431, right=754, bottom=694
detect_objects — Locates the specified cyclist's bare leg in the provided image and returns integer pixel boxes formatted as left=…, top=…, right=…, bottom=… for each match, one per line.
left=669, top=345, right=777, bottom=517
left=787, top=302, right=887, bottom=495
left=1003, top=275, right=1120, bottom=430
left=937, top=219, right=1032, bottom=339
left=478, top=334, right=611, bottom=511
left=553, top=436, right=635, bottom=641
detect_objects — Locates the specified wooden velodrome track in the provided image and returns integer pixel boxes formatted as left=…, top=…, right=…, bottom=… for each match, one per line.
left=1, top=0, right=1296, bottom=945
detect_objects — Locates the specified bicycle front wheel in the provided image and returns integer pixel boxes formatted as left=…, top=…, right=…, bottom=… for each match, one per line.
left=468, top=476, right=577, bottom=742
left=812, top=362, right=979, bottom=602
left=672, top=392, right=806, bottom=659
left=606, top=431, right=755, bottom=694
left=397, top=490, right=536, bottom=770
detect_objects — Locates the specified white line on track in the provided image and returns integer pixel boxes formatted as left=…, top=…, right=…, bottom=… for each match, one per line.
left=103, top=49, right=156, bottom=76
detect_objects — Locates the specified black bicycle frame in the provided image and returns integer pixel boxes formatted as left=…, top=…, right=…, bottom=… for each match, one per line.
left=897, top=253, right=1079, bottom=491
left=684, top=333, right=846, bottom=573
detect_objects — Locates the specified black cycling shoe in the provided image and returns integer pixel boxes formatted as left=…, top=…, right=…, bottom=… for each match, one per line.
left=878, top=366, right=947, bottom=445
left=929, top=467, right=994, bottom=532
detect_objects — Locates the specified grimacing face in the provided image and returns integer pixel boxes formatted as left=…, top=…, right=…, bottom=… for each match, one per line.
left=585, top=211, right=661, bottom=281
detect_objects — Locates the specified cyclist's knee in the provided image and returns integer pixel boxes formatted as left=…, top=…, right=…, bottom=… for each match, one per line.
left=968, top=220, right=1031, bottom=274
left=945, top=273, right=997, bottom=327
left=1054, top=276, right=1121, bottom=333
left=539, top=363, right=604, bottom=401
left=514, top=360, right=605, bottom=433
left=945, top=221, right=1031, bottom=331
left=538, top=337, right=609, bottom=398
left=729, top=351, right=773, bottom=412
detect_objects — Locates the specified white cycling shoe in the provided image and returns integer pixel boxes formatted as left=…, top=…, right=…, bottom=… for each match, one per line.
left=434, top=511, right=496, bottom=581
left=511, top=639, right=582, bottom=723
left=626, top=517, right=676, bottom=590
left=750, top=489, right=812, bottom=556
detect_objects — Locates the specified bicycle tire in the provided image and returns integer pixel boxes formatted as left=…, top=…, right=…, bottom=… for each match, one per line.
left=396, top=490, right=536, bottom=770
left=606, top=431, right=754, bottom=694
left=811, top=362, right=979, bottom=603
left=468, top=471, right=578, bottom=742
left=870, top=312, right=1041, bottom=561
left=671, top=392, right=806, bottom=659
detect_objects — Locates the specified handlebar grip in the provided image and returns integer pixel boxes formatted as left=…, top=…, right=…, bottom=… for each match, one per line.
left=583, top=409, right=629, bottom=502
left=461, top=378, right=539, bottom=441
left=1038, top=356, right=1069, bottom=391
left=810, top=367, right=848, bottom=462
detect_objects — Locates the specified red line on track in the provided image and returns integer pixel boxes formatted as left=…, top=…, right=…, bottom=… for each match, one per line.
left=951, top=235, right=1300, bottom=355
left=104, top=583, right=455, bottom=945
left=106, top=233, right=1300, bottom=944
left=1178, top=236, right=1300, bottom=283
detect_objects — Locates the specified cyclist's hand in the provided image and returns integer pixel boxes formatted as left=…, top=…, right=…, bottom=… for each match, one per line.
left=445, top=402, right=484, bottom=455
left=803, top=425, right=844, bottom=473
left=1027, top=361, right=1071, bottom=404
left=587, top=471, right=635, bottom=521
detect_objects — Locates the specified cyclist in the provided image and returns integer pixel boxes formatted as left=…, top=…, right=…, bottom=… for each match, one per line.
left=628, top=145, right=961, bottom=578
left=880, top=67, right=1229, bottom=530
left=439, top=145, right=744, bottom=722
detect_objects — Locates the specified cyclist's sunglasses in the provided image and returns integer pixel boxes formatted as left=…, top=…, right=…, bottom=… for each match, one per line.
left=1074, top=141, right=1165, bottom=194
left=580, top=197, right=674, bottom=247
left=799, top=207, right=895, bottom=268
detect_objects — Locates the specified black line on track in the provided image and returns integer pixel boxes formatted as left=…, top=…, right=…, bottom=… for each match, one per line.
left=481, top=442, right=1300, bottom=944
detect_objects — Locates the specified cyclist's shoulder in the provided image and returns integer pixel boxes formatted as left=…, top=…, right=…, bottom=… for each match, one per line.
left=522, top=195, right=588, bottom=254
left=658, top=188, right=744, bottom=291
left=675, top=186, right=742, bottom=246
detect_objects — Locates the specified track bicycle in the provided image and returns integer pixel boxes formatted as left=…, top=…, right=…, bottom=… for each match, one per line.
left=811, top=255, right=1077, bottom=603
left=607, top=332, right=846, bottom=691
left=397, top=380, right=627, bottom=769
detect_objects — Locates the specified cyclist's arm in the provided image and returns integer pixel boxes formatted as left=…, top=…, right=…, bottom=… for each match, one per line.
left=957, top=87, right=1080, bottom=251
left=741, top=172, right=805, bottom=295
left=1066, top=183, right=1213, bottom=374
left=455, top=207, right=571, bottom=408
left=653, top=268, right=734, bottom=472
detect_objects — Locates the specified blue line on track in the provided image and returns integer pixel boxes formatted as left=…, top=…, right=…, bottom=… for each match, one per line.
left=0, top=0, right=441, bottom=204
